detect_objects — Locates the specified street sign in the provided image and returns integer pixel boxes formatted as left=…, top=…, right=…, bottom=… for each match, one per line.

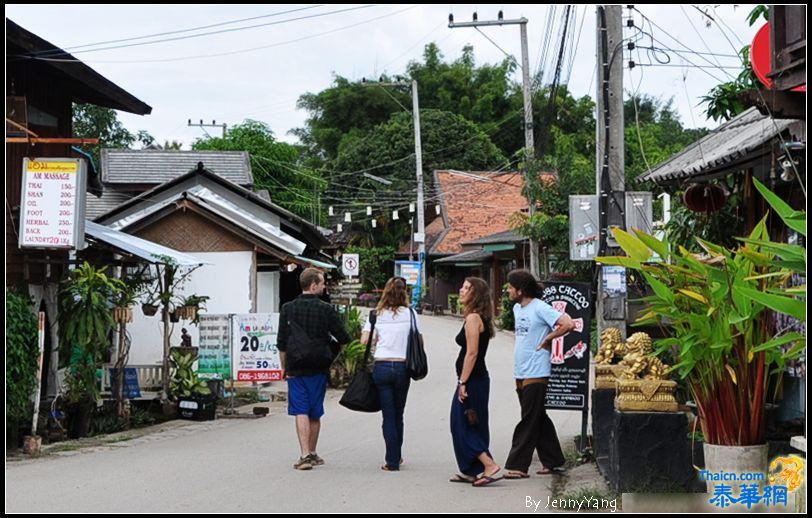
left=342, top=253, right=359, bottom=277
left=539, top=282, right=592, bottom=411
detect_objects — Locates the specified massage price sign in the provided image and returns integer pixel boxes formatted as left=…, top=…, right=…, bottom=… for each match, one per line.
left=19, top=158, right=86, bottom=249
left=231, top=313, right=282, bottom=382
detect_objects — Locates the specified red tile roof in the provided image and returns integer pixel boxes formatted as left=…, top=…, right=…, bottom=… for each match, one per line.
left=432, top=170, right=530, bottom=254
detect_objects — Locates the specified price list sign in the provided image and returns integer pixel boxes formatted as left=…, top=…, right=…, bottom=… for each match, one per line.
left=19, top=158, right=86, bottom=249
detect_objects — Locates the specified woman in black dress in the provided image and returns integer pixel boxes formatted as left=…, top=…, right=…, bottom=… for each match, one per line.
left=449, top=277, right=502, bottom=486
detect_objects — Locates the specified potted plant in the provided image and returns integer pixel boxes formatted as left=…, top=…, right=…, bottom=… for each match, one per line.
left=170, top=347, right=215, bottom=420
left=176, top=294, right=209, bottom=322
left=597, top=179, right=805, bottom=484
left=59, top=262, right=124, bottom=438
left=448, top=294, right=460, bottom=314
left=111, top=282, right=140, bottom=324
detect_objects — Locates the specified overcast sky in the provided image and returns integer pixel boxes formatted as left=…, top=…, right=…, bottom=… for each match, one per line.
left=7, top=4, right=762, bottom=149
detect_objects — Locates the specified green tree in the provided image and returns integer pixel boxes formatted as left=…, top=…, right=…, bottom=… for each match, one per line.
left=72, top=104, right=154, bottom=168
left=699, top=5, right=767, bottom=122
left=193, top=120, right=323, bottom=220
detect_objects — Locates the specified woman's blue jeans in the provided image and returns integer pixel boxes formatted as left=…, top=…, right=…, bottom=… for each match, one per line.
left=373, top=361, right=411, bottom=469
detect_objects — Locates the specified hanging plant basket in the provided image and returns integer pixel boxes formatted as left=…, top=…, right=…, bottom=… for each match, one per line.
left=112, top=306, right=133, bottom=324
left=177, top=305, right=198, bottom=321
left=142, top=303, right=159, bottom=317
left=169, top=310, right=180, bottom=323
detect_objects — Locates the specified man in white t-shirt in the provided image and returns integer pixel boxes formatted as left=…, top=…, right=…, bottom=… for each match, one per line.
left=502, top=269, right=575, bottom=479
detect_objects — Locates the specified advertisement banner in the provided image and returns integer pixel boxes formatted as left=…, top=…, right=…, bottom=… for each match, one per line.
left=540, top=282, right=592, bottom=410
left=231, top=313, right=282, bottom=382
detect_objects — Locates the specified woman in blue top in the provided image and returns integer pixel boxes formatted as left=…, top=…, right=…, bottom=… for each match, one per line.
left=502, top=269, right=575, bottom=479
left=449, top=277, right=503, bottom=487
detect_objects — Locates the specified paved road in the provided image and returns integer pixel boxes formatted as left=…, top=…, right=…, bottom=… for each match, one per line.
left=6, top=314, right=584, bottom=513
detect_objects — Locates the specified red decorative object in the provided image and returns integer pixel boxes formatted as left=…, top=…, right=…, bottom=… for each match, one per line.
left=751, top=22, right=806, bottom=92
left=683, top=184, right=727, bottom=213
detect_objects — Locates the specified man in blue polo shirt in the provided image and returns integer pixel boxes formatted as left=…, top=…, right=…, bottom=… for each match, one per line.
left=503, top=269, right=575, bottom=479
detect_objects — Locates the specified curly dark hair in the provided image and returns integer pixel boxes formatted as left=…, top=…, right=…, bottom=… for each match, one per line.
left=463, top=277, right=495, bottom=338
left=507, top=269, right=544, bottom=299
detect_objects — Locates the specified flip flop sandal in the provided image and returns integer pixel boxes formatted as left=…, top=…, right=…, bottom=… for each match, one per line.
left=472, top=472, right=503, bottom=487
left=503, top=471, right=530, bottom=479
left=449, top=474, right=476, bottom=483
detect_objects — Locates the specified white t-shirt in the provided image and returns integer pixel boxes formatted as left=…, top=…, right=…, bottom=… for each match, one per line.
left=362, top=308, right=422, bottom=360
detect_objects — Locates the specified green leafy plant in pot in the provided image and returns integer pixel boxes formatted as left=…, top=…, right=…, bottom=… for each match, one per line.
left=597, top=179, right=805, bottom=485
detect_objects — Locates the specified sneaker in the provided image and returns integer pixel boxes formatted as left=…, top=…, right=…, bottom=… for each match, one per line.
left=293, top=457, right=313, bottom=470
left=307, top=453, right=325, bottom=466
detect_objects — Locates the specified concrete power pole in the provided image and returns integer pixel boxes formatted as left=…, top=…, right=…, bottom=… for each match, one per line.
left=449, top=13, right=540, bottom=278
left=412, top=80, right=427, bottom=295
left=596, top=5, right=627, bottom=340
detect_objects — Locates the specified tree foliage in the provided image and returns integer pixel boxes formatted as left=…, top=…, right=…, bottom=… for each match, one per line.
left=193, top=120, right=323, bottom=220
left=6, top=290, right=40, bottom=426
left=72, top=104, right=154, bottom=168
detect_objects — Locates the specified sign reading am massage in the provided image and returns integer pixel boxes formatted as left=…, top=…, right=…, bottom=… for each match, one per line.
left=19, top=158, right=86, bottom=249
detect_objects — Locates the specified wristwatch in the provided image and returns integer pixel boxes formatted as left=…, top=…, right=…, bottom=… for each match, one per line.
left=457, top=379, right=467, bottom=386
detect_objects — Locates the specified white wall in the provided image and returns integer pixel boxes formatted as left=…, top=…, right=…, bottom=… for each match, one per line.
left=256, top=271, right=279, bottom=314
left=127, top=252, right=254, bottom=365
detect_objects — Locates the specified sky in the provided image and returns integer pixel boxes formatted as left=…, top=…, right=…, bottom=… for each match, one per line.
left=7, top=4, right=763, bottom=149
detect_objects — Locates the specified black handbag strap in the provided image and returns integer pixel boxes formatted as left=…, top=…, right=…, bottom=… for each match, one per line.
left=408, top=307, right=418, bottom=333
left=362, top=311, right=377, bottom=364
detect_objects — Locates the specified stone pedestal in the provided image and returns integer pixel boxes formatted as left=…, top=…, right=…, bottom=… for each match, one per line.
left=592, top=388, right=616, bottom=478
left=609, top=410, right=699, bottom=493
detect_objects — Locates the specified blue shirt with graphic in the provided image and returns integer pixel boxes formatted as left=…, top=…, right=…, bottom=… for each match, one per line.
left=513, top=298, right=563, bottom=379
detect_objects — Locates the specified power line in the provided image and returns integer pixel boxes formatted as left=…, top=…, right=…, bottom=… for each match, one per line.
left=20, top=5, right=325, bottom=57
left=28, top=5, right=419, bottom=64
left=19, top=5, right=377, bottom=58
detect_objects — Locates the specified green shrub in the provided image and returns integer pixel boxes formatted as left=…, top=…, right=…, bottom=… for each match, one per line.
left=498, top=284, right=515, bottom=331
left=6, top=290, right=40, bottom=426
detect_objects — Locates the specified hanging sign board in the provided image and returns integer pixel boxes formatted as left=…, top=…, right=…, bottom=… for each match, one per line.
left=19, top=158, right=86, bottom=249
left=231, top=313, right=282, bottom=382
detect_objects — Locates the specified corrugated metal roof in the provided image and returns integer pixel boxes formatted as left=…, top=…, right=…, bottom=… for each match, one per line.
left=463, top=229, right=526, bottom=246
left=85, top=191, right=132, bottom=220
left=84, top=221, right=209, bottom=266
left=434, top=249, right=493, bottom=264
left=637, top=108, right=797, bottom=184
left=102, top=149, right=253, bottom=186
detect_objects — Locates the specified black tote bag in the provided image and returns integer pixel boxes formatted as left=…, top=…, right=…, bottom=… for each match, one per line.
left=406, top=308, right=428, bottom=380
left=339, top=311, right=381, bottom=412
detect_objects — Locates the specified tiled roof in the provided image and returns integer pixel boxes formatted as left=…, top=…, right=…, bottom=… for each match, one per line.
left=101, top=149, right=253, bottom=186
left=636, top=107, right=797, bottom=185
left=429, top=170, right=529, bottom=255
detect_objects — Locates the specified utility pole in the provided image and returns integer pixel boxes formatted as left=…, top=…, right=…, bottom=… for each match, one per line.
left=412, top=80, right=426, bottom=294
left=359, top=78, right=426, bottom=303
left=188, top=119, right=227, bottom=138
left=449, top=12, right=540, bottom=277
left=595, top=5, right=626, bottom=340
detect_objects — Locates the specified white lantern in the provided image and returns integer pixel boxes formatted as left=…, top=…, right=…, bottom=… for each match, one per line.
left=337, top=223, right=343, bottom=232
left=392, top=210, right=399, bottom=220
left=328, top=206, right=334, bottom=216
left=366, top=206, right=372, bottom=216
left=371, top=219, right=377, bottom=228
left=435, top=204, right=441, bottom=215
left=344, top=212, right=352, bottom=222
left=409, top=202, right=415, bottom=213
